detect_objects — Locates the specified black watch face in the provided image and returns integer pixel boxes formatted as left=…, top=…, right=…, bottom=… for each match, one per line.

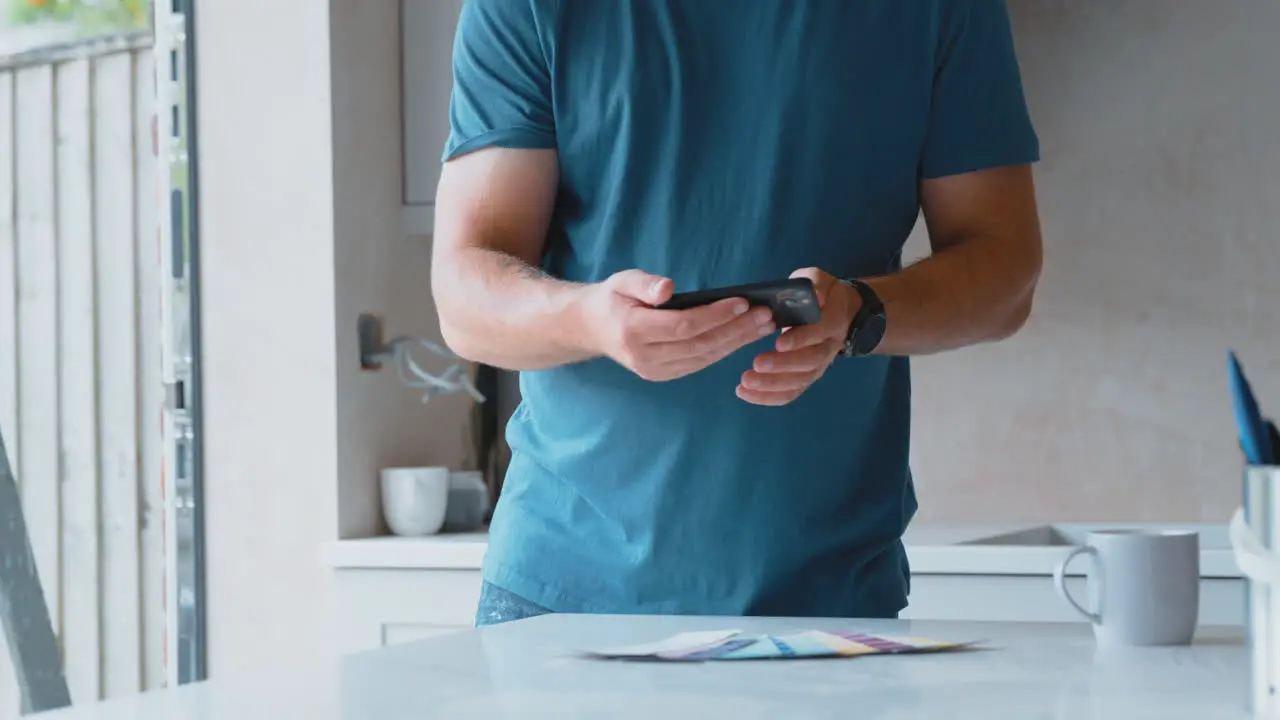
left=853, top=314, right=887, bottom=355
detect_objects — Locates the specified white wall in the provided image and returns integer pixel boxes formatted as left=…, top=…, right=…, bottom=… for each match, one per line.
left=197, top=0, right=473, bottom=675
left=197, top=0, right=340, bottom=676
left=910, top=1, right=1280, bottom=523
left=329, top=0, right=475, bottom=541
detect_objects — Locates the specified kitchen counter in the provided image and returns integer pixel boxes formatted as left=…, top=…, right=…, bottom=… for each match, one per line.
left=321, top=522, right=1246, bottom=645
left=42, top=614, right=1251, bottom=719
left=320, top=522, right=1241, bottom=577
left=322, top=531, right=490, bottom=570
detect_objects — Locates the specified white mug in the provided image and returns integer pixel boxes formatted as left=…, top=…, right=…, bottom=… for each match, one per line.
left=1053, top=529, right=1199, bottom=647
left=380, top=466, right=450, bottom=536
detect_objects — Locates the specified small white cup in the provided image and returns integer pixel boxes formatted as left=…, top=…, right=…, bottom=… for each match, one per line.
left=1054, top=529, right=1200, bottom=647
left=380, top=466, right=449, bottom=536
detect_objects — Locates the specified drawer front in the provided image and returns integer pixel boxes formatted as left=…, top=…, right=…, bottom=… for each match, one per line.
left=382, top=623, right=468, bottom=646
left=334, top=569, right=483, bottom=653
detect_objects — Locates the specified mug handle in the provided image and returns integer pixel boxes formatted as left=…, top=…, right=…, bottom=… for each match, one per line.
left=1230, top=507, right=1280, bottom=585
left=1054, top=546, right=1101, bottom=624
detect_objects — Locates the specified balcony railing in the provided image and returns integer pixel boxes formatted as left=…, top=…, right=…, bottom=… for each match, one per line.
left=0, top=30, right=166, bottom=711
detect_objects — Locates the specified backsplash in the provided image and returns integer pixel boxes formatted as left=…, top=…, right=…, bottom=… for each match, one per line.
left=909, top=1, right=1280, bottom=522
left=490, top=2, right=1280, bottom=525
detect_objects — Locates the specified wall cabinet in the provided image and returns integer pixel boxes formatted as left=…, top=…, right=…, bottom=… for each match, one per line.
left=401, top=0, right=464, bottom=235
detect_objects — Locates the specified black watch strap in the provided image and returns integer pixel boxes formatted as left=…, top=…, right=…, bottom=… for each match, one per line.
left=839, top=279, right=887, bottom=358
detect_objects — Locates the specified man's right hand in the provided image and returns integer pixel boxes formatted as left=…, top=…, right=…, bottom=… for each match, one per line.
left=578, top=270, right=777, bottom=382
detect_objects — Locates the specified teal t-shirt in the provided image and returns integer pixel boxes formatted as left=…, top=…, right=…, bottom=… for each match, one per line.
left=444, top=0, right=1038, bottom=617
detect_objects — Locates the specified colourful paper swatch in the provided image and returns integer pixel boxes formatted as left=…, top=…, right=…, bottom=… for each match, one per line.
left=580, top=629, right=980, bottom=662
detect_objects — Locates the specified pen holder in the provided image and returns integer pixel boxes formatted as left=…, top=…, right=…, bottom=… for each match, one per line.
left=1230, top=465, right=1280, bottom=718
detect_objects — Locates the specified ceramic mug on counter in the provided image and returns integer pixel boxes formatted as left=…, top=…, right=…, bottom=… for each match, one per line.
left=1053, top=529, right=1200, bottom=647
left=380, top=466, right=450, bottom=536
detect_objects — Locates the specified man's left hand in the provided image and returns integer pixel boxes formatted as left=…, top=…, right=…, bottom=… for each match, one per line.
left=736, top=267, right=861, bottom=406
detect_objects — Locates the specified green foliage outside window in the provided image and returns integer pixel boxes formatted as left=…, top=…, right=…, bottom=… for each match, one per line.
left=9, top=0, right=150, bottom=34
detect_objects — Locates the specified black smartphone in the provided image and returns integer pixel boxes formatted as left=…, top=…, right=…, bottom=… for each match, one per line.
left=656, top=278, right=821, bottom=327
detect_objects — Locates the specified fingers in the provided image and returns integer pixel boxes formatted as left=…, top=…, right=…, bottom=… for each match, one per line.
left=609, top=265, right=844, bottom=384
left=775, top=275, right=856, bottom=352
left=737, top=339, right=840, bottom=406
left=789, top=267, right=835, bottom=307
left=606, top=269, right=675, bottom=305
left=656, top=309, right=776, bottom=376
left=740, top=344, right=833, bottom=393
left=751, top=343, right=833, bottom=373
left=632, top=298, right=752, bottom=342
left=740, top=369, right=814, bottom=393
left=775, top=323, right=833, bottom=352
left=620, top=307, right=775, bottom=381
left=735, top=386, right=803, bottom=407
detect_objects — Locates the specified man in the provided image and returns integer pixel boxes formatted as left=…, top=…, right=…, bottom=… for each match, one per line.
left=431, top=0, right=1043, bottom=625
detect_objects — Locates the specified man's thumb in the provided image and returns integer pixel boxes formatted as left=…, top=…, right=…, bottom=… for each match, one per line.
left=608, top=270, right=673, bottom=305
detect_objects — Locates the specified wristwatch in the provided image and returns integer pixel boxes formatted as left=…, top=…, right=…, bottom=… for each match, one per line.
left=838, top=279, right=887, bottom=358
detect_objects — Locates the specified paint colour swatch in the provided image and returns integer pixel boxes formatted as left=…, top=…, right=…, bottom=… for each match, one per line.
left=580, top=630, right=981, bottom=662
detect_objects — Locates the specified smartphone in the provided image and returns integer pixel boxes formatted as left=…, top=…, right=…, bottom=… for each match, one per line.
left=656, top=278, right=821, bottom=327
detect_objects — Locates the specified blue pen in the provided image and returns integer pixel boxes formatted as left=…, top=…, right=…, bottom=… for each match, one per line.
left=1228, top=351, right=1273, bottom=465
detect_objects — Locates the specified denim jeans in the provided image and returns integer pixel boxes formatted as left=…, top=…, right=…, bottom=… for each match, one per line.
left=475, top=581, right=553, bottom=627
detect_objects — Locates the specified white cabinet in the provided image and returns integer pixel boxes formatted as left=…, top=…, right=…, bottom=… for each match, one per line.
left=903, top=574, right=1245, bottom=626
left=324, top=529, right=1245, bottom=654
left=333, top=569, right=482, bottom=653
left=331, top=567, right=1246, bottom=654
left=401, top=0, right=464, bottom=234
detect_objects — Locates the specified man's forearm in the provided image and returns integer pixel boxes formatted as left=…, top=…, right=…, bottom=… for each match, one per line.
left=865, top=232, right=1041, bottom=356
left=432, top=248, right=598, bottom=370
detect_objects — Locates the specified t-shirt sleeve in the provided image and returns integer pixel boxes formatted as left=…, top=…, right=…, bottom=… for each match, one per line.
left=920, top=0, right=1039, bottom=179
left=442, top=0, right=556, bottom=162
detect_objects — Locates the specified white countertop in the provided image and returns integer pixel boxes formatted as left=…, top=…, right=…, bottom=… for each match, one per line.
left=322, top=531, right=491, bottom=570
left=41, top=615, right=1251, bottom=718
left=320, top=522, right=1241, bottom=578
